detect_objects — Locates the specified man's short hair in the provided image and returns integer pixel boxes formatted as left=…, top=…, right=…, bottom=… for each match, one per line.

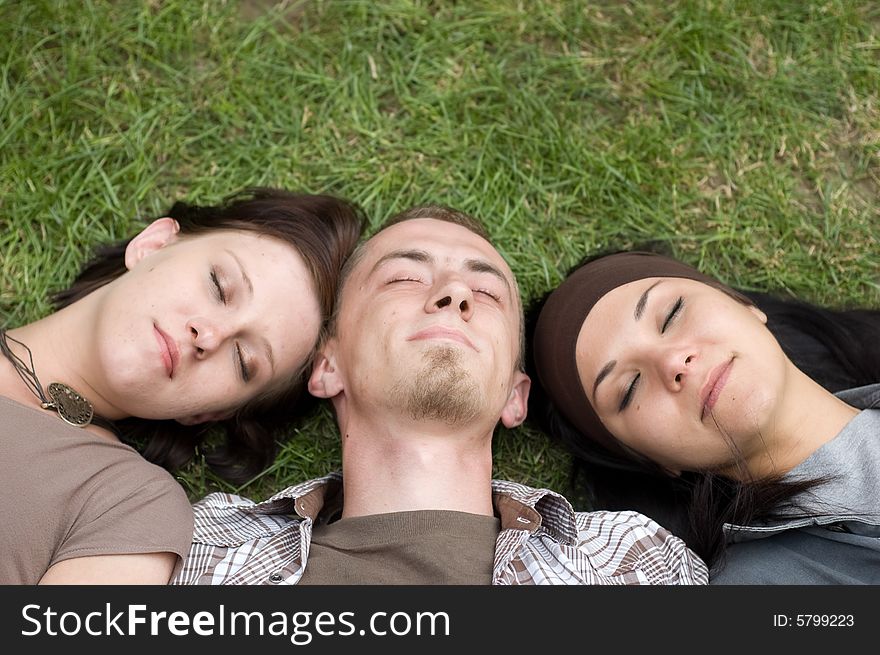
left=379, top=205, right=491, bottom=240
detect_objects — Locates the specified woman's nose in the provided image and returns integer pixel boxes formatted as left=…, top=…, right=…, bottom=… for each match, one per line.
left=187, top=317, right=226, bottom=356
left=659, top=348, right=695, bottom=391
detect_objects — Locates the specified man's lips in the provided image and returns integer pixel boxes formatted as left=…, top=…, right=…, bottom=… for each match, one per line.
left=154, top=324, right=180, bottom=378
left=407, top=326, right=478, bottom=351
left=700, top=358, right=733, bottom=421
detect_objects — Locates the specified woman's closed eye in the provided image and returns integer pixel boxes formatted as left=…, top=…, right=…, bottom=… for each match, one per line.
left=661, top=296, right=684, bottom=333
left=619, top=372, right=640, bottom=412
left=234, top=342, right=252, bottom=383
left=211, top=267, right=251, bottom=382
left=211, top=268, right=228, bottom=304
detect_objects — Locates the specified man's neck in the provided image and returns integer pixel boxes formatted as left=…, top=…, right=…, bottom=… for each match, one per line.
left=338, top=414, right=496, bottom=519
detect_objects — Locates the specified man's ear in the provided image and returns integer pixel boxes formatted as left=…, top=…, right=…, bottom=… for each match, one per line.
left=124, top=217, right=181, bottom=270
left=308, top=343, right=344, bottom=399
left=500, top=371, right=531, bottom=429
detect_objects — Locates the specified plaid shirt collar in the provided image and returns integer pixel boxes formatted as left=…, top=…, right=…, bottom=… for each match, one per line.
left=230, top=472, right=578, bottom=545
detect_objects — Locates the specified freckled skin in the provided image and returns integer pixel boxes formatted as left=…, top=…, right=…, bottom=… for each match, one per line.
left=90, top=228, right=322, bottom=421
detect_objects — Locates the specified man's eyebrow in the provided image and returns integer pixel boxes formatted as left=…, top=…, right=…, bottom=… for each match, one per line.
left=368, top=249, right=432, bottom=277
left=465, top=258, right=512, bottom=294
left=634, top=280, right=663, bottom=320
left=592, top=360, right=617, bottom=401
left=226, top=249, right=254, bottom=296
left=367, top=250, right=513, bottom=296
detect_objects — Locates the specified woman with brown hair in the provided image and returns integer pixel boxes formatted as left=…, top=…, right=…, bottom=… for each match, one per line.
left=1, top=187, right=364, bottom=584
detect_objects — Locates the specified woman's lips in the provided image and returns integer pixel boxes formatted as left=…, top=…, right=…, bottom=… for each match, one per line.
left=701, top=358, right=733, bottom=421
left=154, top=324, right=180, bottom=378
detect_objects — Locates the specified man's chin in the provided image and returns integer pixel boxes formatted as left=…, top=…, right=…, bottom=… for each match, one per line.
left=421, top=343, right=464, bottom=365
left=392, top=354, right=482, bottom=424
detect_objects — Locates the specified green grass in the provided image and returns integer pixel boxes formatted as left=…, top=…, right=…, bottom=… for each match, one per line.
left=2, top=0, right=878, bottom=504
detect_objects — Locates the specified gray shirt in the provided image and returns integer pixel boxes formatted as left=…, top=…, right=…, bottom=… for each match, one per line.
left=711, top=383, right=880, bottom=584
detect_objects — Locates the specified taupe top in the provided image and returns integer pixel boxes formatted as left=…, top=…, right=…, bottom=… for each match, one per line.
left=0, top=396, right=194, bottom=584
left=299, top=509, right=501, bottom=584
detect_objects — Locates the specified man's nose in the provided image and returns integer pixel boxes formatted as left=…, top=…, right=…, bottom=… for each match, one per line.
left=427, top=277, right=474, bottom=320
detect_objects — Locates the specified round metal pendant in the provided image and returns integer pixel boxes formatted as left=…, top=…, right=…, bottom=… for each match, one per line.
left=47, top=382, right=94, bottom=427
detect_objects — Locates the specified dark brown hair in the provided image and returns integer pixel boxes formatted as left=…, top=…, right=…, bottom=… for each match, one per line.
left=54, top=187, right=365, bottom=484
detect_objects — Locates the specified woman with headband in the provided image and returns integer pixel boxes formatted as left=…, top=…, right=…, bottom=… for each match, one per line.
left=528, top=251, right=880, bottom=583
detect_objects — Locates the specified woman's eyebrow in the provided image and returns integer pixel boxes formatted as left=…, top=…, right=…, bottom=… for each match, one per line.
left=226, top=249, right=273, bottom=373
left=226, top=249, right=254, bottom=296
left=592, top=359, right=617, bottom=401
left=593, top=280, right=665, bottom=400
left=634, top=280, right=663, bottom=320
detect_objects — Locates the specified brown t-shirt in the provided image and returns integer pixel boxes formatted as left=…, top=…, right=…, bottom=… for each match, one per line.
left=0, top=396, right=194, bottom=584
left=298, top=509, right=501, bottom=584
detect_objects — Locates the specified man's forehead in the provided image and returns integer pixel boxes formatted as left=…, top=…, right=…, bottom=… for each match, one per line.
left=359, top=218, right=513, bottom=277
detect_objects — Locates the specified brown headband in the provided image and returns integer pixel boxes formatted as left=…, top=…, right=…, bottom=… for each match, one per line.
left=531, top=251, right=752, bottom=458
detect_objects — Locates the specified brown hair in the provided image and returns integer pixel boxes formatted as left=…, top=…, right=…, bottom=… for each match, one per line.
left=54, top=187, right=366, bottom=484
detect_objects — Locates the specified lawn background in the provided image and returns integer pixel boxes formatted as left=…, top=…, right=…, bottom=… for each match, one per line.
left=2, top=0, right=877, bottom=504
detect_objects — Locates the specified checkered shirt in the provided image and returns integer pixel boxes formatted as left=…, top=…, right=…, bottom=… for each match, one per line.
left=173, top=472, right=708, bottom=585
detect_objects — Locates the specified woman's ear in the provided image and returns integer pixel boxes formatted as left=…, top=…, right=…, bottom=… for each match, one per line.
left=124, top=217, right=181, bottom=270
left=748, top=304, right=768, bottom=325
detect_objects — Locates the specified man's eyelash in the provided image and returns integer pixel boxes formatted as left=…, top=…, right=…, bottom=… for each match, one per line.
left=619, top=373, right=640, bottom=412
left=474, top=288, right=501, bottom=301
left=661, top=296, right=684, bottom=333
left=211, top=269, right=227, bottom=304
